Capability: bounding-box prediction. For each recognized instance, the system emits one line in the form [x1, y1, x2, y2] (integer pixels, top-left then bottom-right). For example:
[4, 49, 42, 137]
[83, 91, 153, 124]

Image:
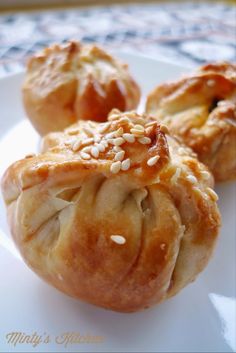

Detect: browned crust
[22, 41, 141, 135]
[1, 111, 220, 312]
[146, 62, 236, 182]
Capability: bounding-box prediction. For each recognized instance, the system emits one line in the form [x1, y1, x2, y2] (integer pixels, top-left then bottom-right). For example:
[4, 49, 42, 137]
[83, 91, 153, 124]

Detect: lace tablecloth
[0, 1, 235, 77]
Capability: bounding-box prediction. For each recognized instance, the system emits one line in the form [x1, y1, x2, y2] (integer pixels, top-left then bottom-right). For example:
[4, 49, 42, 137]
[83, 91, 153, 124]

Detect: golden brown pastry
[23, 41, 140, 135]
[1, 111, 220, 312]
[146, 62, 236, 182]
[197, 62, 236, 82]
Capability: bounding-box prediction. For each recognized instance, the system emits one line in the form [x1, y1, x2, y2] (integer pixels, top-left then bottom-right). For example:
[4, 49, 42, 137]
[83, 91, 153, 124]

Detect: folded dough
[146, 62, 236, 182]
[23, 41, 141, 135]
[1, 111, 221, 312]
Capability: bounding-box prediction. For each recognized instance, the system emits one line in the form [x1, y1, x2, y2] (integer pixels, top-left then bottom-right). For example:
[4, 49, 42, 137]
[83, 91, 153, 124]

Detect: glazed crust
[22, 41, 141, 135]
[1, 111, 220, 312]
[146, 62, 236, 182]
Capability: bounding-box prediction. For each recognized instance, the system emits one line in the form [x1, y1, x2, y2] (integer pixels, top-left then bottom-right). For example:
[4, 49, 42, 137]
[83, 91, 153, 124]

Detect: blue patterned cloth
[0, 2, 235, 77]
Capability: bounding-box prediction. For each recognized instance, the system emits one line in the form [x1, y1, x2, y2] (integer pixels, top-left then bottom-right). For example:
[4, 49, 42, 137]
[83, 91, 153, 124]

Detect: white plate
[0, 53, 235, 353]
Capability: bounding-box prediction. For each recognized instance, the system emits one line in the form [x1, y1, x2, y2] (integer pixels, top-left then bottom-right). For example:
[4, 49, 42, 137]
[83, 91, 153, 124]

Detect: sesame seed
[94, 135, 101, 143]
[106, 132, 116, 139]
[98, 122, 110, 133]
[109, 108, 120, 115]
[123, 133, 135, 143]
[108, 113, 120, 121]
[115, 127, 124, 136]
[107, 138, 114, 145]
[110, 235, 126, 245]
[101, 140, 108, 148]
[82, 146, 91, 153]
[133, 124, 145, 131]
[83, 127, 93, 136]
[146, 121, 156, 127]
[68, 128, 79, 135]
[130, 128, 144, 136]
[112, 137, 125, 146]
[119, 117, 130, 124]
[138, 137, 152, 145]
[113, 145, 122, 152]
[88, 121, 96, 128]
[121, 158, 131, 171]
[145, 126, 153, 135]
[124, 111, 136, 118]
[135, 117, 145, 125]
[200, 170, 211, 180]
[160, 125, 169, 134]
[65, 138, 77, 147]
[96, 143, 106, 152]
[206, 187, 218, 201]
[193, 187, 203, 198]
[72, 140, 82, 151]
[82, 137, 94, 146]
[114, 150, 125, 161]
[147, 155, 160, 166]
[186, 175, 198, 184]
[110, 161, 121, 174]
[91, 146, 99, 158]
[80, 151, 91, 160]
[207, 79, 215, 87]
[170, 167, 181, 184]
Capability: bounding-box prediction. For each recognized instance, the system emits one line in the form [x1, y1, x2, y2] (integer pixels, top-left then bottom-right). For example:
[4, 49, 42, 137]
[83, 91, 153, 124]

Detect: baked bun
[1, 111, 220, 312]
[146, 62, 236, 182]
[22, 41, 141, 136]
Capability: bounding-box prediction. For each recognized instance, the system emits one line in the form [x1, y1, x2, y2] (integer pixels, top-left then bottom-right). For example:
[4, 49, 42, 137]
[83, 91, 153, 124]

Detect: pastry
[146, 62, 236, 181]
[1, 111, 220, 312]
[22, 41, 141, 135]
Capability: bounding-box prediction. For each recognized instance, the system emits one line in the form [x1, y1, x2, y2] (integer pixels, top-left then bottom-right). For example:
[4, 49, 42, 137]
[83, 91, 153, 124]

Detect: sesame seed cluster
[59, 113, 218, 247]
[169, 165, 217, 201]
[65, 110, 169, 175]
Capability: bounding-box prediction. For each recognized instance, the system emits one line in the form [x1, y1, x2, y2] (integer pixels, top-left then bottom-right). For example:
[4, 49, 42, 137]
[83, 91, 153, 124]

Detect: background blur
[0, 0, 235, 77]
